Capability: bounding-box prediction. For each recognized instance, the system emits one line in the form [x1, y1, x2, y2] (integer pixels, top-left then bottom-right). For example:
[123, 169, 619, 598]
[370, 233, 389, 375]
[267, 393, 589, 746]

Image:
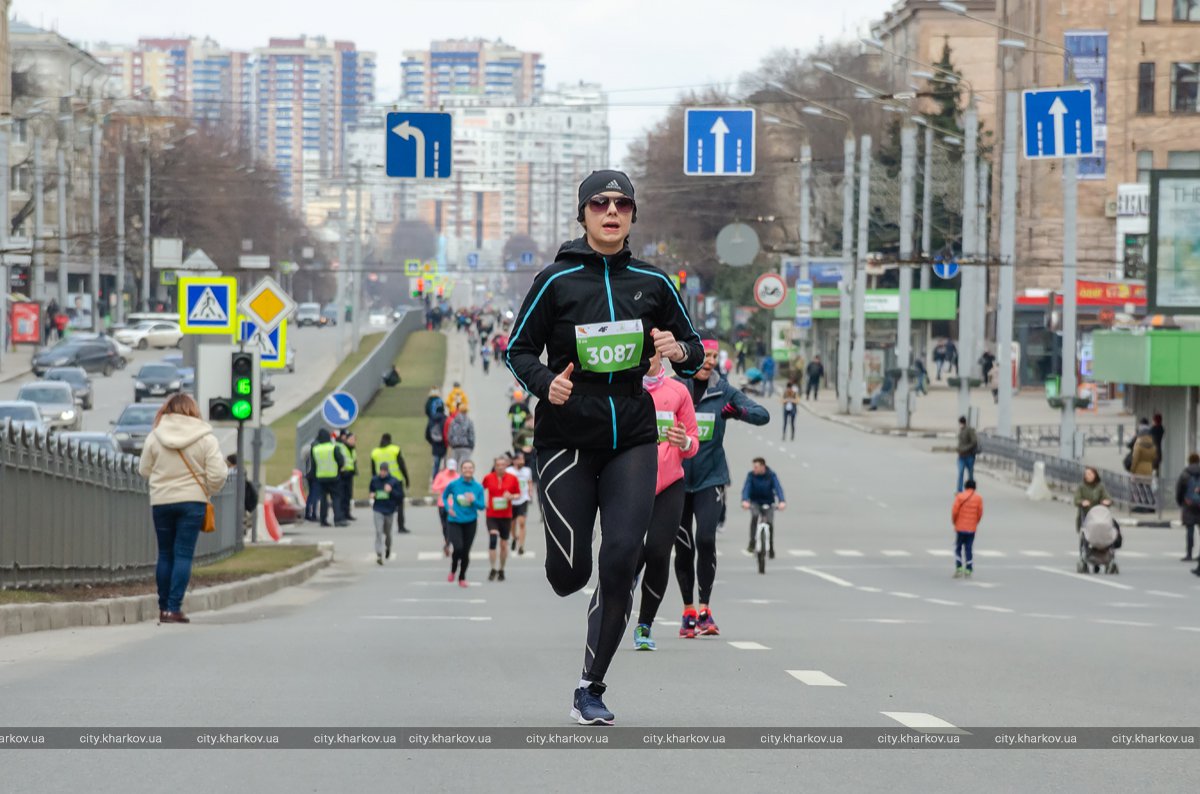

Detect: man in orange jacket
[952, 479, 984, 578]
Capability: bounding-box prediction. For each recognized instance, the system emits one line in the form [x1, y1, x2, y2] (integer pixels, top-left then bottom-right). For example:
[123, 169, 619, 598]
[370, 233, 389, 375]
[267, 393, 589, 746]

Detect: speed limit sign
[753, 273, 787, 310]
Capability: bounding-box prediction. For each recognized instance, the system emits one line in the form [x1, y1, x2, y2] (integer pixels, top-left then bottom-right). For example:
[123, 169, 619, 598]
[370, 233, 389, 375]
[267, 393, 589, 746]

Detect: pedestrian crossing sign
[179, 276, 237, 335]
[237, 317, 287, 369]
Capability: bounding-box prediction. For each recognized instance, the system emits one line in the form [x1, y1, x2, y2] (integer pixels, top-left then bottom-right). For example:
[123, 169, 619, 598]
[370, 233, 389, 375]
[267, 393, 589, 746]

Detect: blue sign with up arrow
[386, 112, 453, 179]
[684, 108, 756, 176]
[520, 251, 535, 266]
[1022, 87, 1095, 160]
[933, 259, 960, 280]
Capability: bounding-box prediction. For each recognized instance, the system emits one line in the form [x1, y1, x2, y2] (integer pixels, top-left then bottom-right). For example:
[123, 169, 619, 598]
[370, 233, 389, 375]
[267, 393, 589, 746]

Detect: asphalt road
[1, 331, 1195, 792]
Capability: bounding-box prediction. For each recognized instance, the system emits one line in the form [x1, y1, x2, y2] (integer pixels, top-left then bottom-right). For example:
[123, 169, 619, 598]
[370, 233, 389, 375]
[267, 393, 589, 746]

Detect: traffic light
[677, 270, 687, 292]
[413, 277, 425, 298]
[208, 352, 255, 423]
[437, 284, 445, 298]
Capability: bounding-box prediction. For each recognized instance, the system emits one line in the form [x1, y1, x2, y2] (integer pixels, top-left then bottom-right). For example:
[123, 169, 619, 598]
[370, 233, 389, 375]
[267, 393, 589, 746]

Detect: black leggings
[447, 520, 477, 579]
[537, 444, 656, 684]
[635, 479, 685, 626]
[675, 486, 724, 606]
[782, 408, 797, 439]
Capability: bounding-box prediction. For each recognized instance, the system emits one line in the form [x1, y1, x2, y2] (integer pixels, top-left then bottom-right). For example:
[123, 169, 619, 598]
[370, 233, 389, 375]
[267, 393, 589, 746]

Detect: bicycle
[751, 503, 774, 574]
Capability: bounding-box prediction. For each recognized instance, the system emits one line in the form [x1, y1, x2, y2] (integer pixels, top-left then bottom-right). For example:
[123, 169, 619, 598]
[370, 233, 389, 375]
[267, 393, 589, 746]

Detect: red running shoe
[679, 608, 698, 639]
[696, 610, 720, 636]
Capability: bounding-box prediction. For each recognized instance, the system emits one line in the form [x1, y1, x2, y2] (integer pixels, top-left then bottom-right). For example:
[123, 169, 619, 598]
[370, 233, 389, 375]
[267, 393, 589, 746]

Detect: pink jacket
[648, 376, 700, 495]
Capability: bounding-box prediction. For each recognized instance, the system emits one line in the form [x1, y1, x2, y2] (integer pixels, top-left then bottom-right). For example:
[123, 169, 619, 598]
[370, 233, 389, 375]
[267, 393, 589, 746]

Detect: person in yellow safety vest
[335, 430, 358, 523]
[446, 382, 469, 415]
[308, 428, 347, 526]
[371, 433, 411, 533]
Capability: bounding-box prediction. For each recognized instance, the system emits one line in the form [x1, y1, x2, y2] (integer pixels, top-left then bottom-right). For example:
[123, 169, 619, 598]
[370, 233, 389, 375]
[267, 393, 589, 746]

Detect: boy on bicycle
[741, 457, 787, 558]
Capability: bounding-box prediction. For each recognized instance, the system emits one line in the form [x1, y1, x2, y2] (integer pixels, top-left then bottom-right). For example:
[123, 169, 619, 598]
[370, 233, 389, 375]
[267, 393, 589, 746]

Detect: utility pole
[849, 134, 871, 415]
[920, 125, 934, 291]
[996, 90, 1019, 437]
[352, 162, 363, 354]
[797, 143, 813, 361]
[836, 134, 856, 414]
[56, 145, 68, 304]
[0, 122, 8, 373]
[32, 135, 45, 303]
[337, 181, 349, 357]
[1060, 158, 1079, 460]
[142, 145, 152, 311]
[957, 105, 979, 420]
[975, 161, 990, 375]
[91, 121, 102, 332]
[896, 121, 917, 429]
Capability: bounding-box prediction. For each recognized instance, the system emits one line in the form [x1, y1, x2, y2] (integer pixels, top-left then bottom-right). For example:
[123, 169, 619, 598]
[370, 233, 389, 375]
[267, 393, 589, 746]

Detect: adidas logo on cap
[605, 180, 621, 190]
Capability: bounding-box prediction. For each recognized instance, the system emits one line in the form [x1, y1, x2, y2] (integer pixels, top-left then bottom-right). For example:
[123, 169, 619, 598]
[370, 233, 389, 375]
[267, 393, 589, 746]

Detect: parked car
[160, 353, 196, 393]
[32, 337, 123, 377]
[263, 486, 302, 524]
[133, 363, 183, 402]
[322, 303, 341, 325]
[57, 431, 123, 456]
[0, 400, 49, 433]
[43, 366, 94, 410]
[114, 320, 183, 350]
[16, 381, 81, 431]
[111, 402, 161, 454]
[296, 302, 326, 328]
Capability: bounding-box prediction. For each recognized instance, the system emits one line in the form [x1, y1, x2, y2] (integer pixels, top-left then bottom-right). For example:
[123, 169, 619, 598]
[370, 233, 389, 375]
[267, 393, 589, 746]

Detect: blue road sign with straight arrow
[684, 108, 756, 176]
[933, 260, 960, 280]
[386, 112, 453, 179]
[1022, 87, 1095, 160]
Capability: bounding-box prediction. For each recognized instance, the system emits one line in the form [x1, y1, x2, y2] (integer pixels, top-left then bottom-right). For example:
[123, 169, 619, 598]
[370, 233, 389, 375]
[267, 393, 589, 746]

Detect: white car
[368, 309, 390, 327]
[114, 321, 183, 350]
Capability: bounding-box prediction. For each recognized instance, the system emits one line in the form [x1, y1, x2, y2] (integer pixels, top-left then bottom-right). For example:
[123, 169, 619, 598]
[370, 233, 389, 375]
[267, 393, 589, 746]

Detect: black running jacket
[506, 237, 704, 451]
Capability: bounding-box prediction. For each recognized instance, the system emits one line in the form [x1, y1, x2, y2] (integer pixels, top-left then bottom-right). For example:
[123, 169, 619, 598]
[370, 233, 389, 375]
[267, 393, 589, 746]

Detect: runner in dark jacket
[505, 169, 704, 726]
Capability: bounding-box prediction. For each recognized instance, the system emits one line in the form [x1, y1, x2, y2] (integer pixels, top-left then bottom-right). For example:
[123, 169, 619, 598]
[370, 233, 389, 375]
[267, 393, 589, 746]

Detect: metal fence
[1004, 423, 1133, 450]
[294, 309, 422, 470]
[1, 420, 240, 589]
[978, 431, 1162, 516]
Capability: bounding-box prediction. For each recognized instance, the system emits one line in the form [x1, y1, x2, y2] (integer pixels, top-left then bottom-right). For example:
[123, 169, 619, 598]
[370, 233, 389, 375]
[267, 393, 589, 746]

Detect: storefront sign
[1148, 172, 1200, 314]
[1117, 184, 1149, 217]
[1016, 280, 1146, 308]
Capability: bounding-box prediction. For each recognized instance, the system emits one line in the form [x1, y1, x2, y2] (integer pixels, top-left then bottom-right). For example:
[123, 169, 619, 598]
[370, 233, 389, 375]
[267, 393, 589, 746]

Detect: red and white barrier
[260, 499, 283, 542]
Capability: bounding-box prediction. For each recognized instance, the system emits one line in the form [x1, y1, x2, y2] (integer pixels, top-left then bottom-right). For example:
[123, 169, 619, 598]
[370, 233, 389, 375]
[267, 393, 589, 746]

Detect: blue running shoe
[633, 623, 656, 651]
[570, 682, 615, 725]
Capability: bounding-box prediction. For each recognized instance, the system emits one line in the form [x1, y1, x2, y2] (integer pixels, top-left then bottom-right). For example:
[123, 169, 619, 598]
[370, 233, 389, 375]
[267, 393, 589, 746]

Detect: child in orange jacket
[952, 479, 984, 578]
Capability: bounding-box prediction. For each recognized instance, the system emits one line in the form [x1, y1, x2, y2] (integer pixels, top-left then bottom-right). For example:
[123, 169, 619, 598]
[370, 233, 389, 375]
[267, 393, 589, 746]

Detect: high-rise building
[401, 38, 544, 106]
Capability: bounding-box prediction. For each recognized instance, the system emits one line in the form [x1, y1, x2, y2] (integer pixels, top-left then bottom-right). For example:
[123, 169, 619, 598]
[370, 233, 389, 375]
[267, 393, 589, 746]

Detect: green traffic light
[235, 377, 252, 396]
[231, 400, 252, 421]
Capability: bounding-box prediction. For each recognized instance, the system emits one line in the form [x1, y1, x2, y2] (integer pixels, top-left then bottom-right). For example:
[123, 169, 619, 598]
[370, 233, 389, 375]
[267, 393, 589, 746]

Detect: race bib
[695, 412, 716, 442]
[456, 494, 472, 506]
[492, 496, 509, 511]
[575, 320, 644, 374]
[374, 490, 390, 500]
[656, 410, 675, 442]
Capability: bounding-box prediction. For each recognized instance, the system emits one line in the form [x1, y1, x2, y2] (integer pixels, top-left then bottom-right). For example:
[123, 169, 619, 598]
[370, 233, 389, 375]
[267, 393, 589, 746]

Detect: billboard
[1148, 171, 1200, 314]
[1065, 30, 1108, 180]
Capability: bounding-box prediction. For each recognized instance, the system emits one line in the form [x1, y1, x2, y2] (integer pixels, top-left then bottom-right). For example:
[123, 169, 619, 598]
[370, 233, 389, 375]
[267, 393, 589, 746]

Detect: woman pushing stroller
[1074, 467, 1122, 574]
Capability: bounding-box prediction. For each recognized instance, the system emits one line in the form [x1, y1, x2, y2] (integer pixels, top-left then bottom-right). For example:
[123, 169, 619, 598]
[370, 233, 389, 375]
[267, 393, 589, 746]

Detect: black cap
[577, 170, 636, 222]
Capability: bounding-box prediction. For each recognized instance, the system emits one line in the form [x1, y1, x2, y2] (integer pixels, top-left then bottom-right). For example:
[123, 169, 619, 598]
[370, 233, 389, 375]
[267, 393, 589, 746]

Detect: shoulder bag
[177, 448, 217, 533]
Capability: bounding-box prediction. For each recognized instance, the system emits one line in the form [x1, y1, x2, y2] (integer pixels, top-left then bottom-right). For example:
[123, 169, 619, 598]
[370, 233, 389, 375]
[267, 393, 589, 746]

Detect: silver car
[57, 431, 124, 456]
[16, 381, 81, 431]
[0, 400, 48, 433]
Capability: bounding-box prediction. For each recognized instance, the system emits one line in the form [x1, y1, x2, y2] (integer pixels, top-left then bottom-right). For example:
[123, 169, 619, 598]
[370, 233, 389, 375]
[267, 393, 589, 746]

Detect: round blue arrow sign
[322, 392, 359, 429]
[933, 261, 960, 280]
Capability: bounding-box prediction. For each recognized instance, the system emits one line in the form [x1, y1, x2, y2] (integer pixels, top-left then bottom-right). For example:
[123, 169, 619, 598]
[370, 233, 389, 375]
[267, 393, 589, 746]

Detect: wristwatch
[682, 435, 693, 452]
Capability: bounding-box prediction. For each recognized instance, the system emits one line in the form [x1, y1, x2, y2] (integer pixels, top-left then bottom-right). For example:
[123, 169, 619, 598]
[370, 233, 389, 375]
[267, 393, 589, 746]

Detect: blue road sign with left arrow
[684, 108, 756, 176]
[1022, 87, 1094, 160]
[386, 112, 452, 179]
[322, 391, 359, 429]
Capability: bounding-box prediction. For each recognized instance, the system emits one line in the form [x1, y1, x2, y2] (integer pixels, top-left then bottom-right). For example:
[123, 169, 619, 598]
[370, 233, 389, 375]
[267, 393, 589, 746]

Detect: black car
[43, 366, 94, 410]
[32, 338, 123, 377]
[111, 402, 161, 454]
[160, 353, 196, 393]
[133, 363, 183, 402]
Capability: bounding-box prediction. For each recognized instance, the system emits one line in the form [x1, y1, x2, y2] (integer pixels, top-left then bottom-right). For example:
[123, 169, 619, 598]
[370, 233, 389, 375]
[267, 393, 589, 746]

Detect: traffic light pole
[235, 339, 248, 550]
[250, 417, 262, 544]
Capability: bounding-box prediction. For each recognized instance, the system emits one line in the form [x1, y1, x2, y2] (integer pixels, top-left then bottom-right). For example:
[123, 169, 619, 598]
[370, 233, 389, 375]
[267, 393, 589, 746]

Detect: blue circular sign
[933, 260, 960, 280]
[322, 391, 359, 429]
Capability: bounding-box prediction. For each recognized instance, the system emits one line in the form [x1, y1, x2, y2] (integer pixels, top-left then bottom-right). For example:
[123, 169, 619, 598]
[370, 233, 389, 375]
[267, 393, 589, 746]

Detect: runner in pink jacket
[631, 350, 699, 651]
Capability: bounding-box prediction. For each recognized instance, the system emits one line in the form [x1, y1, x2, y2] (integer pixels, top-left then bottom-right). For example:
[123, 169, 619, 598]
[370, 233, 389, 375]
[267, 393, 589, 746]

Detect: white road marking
[788, 550, 817, 558]
[881, 550, 911, 557]
[1146, 590, 1185, 599]
[795, 567, 854, 587]
[360, 616, 492, 621]
[728, 641, 770, 650]
[962, 581, 998, 589]
[889, 591, 920, 599]
[877, 502, 890, 509]
[881, 712, 964, 733]
[1175, 626, 1200, 633]
[409, 581, 481, 587]
[1034, 565, 1134, 590]
[1119, 551, 1149, 558]
[1025, 613, 1073, 620]
[739, 599, 781, 605]
[847, 618, 924, 625]
[856, 586, 883, 593]
[835, 549, 864, 557]
[975, 550, 1006, 558]
[393, 598, 487, 604]
[974, 605, 1014, 613]
[787, 670, 846, 686]
[925, 598, 962, 606]
[1160, 552, 1182, 559]
[1093, 619, 1154, 628]
[926, 549, 953, 557]
[802, 462, 811, 469]
[1019, 550, 1053, 558]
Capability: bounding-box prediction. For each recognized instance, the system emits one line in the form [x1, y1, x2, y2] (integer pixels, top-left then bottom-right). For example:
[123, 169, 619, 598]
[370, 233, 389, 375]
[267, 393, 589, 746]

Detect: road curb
[0, 542, 335, 639]
[796, 401, 957, 439]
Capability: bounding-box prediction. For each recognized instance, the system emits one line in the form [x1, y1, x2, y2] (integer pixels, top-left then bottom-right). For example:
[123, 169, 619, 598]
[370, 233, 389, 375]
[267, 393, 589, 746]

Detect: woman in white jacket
[137, 394, 227, 624]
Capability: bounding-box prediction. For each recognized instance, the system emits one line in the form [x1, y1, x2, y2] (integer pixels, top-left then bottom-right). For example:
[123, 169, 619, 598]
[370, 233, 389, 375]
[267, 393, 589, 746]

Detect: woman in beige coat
[137, 394, 227, 623]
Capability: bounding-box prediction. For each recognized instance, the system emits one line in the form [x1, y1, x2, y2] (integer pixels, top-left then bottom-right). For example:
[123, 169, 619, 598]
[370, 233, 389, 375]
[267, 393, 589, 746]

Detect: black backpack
[1186, 474, 1200, 508]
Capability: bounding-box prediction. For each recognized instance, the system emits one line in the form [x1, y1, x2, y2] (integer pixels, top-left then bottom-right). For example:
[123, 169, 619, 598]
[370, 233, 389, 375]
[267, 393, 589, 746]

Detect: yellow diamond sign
[239, 276, 296, 333]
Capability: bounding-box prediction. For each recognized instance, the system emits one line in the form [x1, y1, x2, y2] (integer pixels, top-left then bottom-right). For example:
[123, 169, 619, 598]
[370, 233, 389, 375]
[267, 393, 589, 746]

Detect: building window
[1137, 150, 1154, 183]
[1176, 0, 1200, 19]
[1141, 0, 1158, 19]
[1168, 150, 1200, 168]
[1172, 62, 1200, 111]
[1138, 63, 1156, 112]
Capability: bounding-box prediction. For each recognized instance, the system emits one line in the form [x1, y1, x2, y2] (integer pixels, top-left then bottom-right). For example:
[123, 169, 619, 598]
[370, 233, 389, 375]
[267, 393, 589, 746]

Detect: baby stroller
[1076, 505, 1120, 575]
[740, 367, 766, 396]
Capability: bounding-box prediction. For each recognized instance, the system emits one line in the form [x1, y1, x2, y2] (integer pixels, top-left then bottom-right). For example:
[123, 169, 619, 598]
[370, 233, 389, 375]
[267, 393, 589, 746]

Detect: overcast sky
[18, 0, 886, 166]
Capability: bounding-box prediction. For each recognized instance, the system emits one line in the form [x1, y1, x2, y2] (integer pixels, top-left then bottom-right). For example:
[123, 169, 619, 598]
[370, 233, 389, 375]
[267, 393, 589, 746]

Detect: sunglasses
[586, 195, 636, 214]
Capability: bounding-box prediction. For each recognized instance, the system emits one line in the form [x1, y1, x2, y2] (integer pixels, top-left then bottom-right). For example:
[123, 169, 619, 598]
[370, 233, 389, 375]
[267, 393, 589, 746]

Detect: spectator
[780, 381, 799, 441]
[804, 355, 825, 400]
[1151, 413, 1165, 471]
[225, 454, 259, 532]
[734, 340, 746, 374]
[951, 479, 984, 578]
[933, 340, 948, 380]
[424, 387, 444, 420]
[446, 382, 469, 414]
[956, 416, 979, 493]
[1130, 425, 1158, 477]
[913, 356, 929, 395]
[760, 353, 777, 397]
[447, 407, 476, 469]
[1175, 453, 1200, 565]
[945, 339, 959, 376]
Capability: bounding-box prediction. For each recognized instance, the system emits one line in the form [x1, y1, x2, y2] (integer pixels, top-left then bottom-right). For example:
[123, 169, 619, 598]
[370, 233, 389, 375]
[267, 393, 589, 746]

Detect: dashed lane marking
[1175, 627, 1200, 633]
[1146, 590, 1185, 599]
[881, 712, 967, 734]
[1119, 551, 1149, 558]
[794, 567, 854, 587]
[728, 641, 770, 650]
[881, 550, 912, 557]
[975, 550, 1006, 558]
[1093, 619, 1155, 627]
[1025, 613, 1073, 620]
[360, 616, 492, 621]
[834, 549, 864, 557]
[962, 581, 999, 589]
[788, 550, 817, 558]
[1019, 550, 1053, 557]
[393, 598, 487, 604]
[416, 550, 539, 561]
[787, 670, 847, 687]
[877, 502, 890, 509]
[926, 550, 954, 557]
[889, 592, 921, 599]
[846, 618, 925, 624]
[1034, 565, 1134, 590]
[974, 605, 1014, 613]
[924, 598, 962, 606]
[856, 586, 883, 593]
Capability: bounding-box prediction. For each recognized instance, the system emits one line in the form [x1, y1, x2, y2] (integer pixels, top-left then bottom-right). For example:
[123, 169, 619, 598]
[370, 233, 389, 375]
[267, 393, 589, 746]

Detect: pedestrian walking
[442, 460, 486, 587]
[447, 382, 469, 414]
[933, 340, 947, 380]
[424, 387, 445, 420]
[781, 381, 799, 441]
[447, 408, 476, 469]
[309, 429, 347, 527]
[335, 431, 358, 522]
[426, 406, 448, 480]
[951, 480, 983, 578]
[506, 168, 704, 725]
[370, 462, 404, 565]
[482, 455, 521, 581]
[956, 416, 979, 493]
[431, 459, 459, 556]
[761, 353, 777, 397]
[734, 340, 746, 374]
[804, 355, 824, 400]
[945, 339, 959, 376]
[137, 394, 228, 624]
[1175, 453, 1200, 565]
[1074, 466, 1113, 531]
[370, 433, 410, 533]
[913, 356, 928, 395]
